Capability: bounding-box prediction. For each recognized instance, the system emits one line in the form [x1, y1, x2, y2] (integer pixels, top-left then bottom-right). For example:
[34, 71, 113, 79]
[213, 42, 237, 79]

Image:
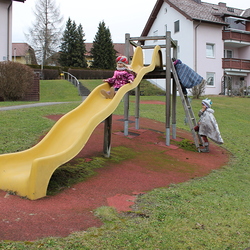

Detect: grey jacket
[198, 108, 224, 144]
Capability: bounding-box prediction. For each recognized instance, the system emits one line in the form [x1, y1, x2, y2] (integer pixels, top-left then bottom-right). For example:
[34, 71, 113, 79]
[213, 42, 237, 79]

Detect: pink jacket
[107, 69, 135, 89]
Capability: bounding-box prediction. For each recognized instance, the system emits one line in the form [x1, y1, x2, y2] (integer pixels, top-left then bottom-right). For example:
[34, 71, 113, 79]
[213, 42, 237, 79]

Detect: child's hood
[206, 108, 214, 114]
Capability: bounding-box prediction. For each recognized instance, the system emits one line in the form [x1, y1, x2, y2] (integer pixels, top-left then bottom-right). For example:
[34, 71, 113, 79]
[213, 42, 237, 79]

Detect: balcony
[222, 58, 250, 71]
[223, 30, 250, 47]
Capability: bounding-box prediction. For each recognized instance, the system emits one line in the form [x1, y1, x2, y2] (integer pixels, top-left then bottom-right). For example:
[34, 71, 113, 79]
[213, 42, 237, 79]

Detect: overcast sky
[12, 0, 249, 44]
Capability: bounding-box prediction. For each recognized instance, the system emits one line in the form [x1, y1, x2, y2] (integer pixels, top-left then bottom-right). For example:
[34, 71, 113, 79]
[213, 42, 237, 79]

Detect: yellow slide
[0, 46, 162, 200]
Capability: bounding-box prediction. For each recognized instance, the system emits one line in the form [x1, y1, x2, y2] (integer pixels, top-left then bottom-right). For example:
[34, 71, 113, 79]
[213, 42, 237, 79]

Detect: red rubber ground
[0, 112, 229, 241]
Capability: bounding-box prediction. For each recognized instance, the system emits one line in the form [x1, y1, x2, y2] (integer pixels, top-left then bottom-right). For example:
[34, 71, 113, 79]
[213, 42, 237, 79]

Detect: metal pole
[103, 115, 112, 158]
[124, 33, 130, 136]
[165, 31, 171, 146]
[13, 48, 16, 62]
[135, 84, 140, 129]
[172, 41, 178, 139]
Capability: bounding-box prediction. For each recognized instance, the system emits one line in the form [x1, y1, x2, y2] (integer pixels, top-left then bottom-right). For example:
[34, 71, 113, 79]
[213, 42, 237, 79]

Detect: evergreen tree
[59, 18, 73, 67]
[75, 24, 88, 68]
[59, 18, 87, 68]
[91, 21, 116, 69]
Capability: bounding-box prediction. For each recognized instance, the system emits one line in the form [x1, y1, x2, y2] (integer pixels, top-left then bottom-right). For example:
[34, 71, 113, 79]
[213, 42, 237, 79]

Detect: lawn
[0, 79, 250, 249]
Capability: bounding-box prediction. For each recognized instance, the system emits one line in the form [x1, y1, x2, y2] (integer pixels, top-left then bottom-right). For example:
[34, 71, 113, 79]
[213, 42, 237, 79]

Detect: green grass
[80, 79, 102, 91]
[40, 79, 82, 102]
[0, 79, 81, 153]
[0, 79, 82, 107]
[0, 80, 250, 249]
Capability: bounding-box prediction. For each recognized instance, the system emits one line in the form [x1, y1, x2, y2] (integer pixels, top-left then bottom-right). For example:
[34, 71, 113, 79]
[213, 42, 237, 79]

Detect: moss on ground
[47, 146, 136, 196]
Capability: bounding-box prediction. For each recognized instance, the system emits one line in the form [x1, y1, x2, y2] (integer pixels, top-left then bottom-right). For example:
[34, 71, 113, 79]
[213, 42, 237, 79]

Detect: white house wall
[238, 46, 250, 60]
[0, 1, 12, 61]
[241, 46, 250, 86]
[144, 2, 194, 91]
[142, 1, 228, 95]
[240, 46, 250, 85]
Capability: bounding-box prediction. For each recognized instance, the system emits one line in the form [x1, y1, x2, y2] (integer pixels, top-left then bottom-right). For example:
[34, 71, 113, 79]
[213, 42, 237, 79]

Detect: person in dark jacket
[173, 59, 205, 95]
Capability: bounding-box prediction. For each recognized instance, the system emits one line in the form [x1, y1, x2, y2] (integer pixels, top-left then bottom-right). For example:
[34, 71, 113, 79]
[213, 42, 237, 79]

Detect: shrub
[42, 69, 60, 80]
[0, 61, 34, 101]
[69, 69, 113, 79]
[189, 80, 206, 99]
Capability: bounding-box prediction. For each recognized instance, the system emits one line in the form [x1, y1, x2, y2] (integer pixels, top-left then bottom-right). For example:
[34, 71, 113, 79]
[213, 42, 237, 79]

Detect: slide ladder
[171, 62, 202, 152]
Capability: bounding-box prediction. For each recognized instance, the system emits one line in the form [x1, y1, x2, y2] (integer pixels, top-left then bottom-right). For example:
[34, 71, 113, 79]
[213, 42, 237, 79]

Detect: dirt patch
[0, 115, 230, 241]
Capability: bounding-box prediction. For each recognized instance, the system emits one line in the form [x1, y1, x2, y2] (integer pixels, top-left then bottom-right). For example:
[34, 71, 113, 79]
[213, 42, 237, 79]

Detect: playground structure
[0, 45, 163, 200]
[122, 33, 202, 149]
[0, 32, 201, 200]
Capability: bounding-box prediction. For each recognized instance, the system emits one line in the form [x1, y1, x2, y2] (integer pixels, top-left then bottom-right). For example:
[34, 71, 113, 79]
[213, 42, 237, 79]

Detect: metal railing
[222, 30, 250, 43]
[222, 58, 250, 71]
[62, 71, 81, 95]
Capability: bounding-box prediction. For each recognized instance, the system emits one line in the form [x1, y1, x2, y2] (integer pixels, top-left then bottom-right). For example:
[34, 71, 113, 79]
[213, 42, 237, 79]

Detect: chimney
[218, 2, 227, 7]
[193, 0, 201, 3]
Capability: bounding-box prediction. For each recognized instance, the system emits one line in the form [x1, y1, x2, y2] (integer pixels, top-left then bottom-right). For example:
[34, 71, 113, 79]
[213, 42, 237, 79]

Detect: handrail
[62, 71, 80, 87]
[62, 71, 81, 95]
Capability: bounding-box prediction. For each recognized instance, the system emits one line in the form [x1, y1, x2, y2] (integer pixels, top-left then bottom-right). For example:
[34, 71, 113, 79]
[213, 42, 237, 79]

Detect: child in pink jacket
[101, 56, 136, 99]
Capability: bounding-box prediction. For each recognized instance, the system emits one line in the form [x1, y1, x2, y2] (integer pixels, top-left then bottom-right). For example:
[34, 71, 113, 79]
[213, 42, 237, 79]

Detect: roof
[242, 8, 250, 18]
[85, 43, 134, 57]
[141, 0, 248, 37]
[12, 43, 33, 56]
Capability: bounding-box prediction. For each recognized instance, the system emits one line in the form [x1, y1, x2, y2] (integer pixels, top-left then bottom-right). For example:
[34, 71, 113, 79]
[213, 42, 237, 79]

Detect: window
[224, 49, 233, 58]
[206, 72, 215, 86]
[206, 43, 215, 58]
[174, 20, 180, 33]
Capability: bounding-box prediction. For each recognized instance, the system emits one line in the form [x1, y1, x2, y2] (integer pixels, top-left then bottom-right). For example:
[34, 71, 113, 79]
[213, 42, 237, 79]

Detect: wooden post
[165, 31, 171, 146]
[124, 33, 131, 136]
[172, 41, 178, 139]
[103, 115, 112, 158]
[124, 94, 129, 136]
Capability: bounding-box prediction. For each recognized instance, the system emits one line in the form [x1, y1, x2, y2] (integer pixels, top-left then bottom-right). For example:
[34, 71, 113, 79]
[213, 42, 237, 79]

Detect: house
[141, 0, 250, 95]
[0, 0, 26, 62]
[85, 43, 134, 67]
[12, 43, 37, 65]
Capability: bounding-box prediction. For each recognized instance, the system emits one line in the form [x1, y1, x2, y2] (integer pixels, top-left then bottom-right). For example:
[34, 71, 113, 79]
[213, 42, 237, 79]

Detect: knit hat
[202, 98, 212, 108]
[116, 56, 128, 65]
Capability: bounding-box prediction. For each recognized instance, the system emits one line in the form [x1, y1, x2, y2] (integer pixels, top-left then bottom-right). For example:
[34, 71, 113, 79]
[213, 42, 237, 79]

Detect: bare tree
[26, 0, 63, 66]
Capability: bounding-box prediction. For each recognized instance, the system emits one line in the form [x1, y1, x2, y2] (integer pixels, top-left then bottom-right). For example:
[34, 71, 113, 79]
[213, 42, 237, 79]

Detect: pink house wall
[195, 23, 224, 95]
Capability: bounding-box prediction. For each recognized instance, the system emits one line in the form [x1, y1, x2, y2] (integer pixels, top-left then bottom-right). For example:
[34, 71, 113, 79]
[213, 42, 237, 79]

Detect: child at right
[194, 98, 223, 152]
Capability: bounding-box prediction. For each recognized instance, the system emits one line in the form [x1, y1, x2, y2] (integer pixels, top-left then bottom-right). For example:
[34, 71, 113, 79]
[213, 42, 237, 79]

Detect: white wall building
[0, 0, 26, 62]
[141, 0, 250, 95]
